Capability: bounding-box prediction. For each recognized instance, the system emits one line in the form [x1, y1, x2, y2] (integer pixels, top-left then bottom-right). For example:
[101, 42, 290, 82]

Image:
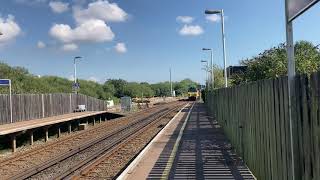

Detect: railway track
[72, 103, 189, 180]
[0, 101, 186, 180]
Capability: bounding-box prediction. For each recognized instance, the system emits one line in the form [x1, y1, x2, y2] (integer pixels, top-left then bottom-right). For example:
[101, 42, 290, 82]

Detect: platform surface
[120, 102, 256, 180]
[0, 111, 106, 135]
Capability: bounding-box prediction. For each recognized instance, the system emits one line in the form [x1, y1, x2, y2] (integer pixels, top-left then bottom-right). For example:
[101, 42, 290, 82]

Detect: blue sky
[0, 0, 319, 84]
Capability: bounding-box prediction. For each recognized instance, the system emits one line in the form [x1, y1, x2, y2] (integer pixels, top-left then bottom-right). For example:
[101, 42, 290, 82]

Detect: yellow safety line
[160, 102, 195, 180]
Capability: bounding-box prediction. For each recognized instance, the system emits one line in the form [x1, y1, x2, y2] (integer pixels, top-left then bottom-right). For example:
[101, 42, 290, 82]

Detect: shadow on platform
[147, 103, 255, 180]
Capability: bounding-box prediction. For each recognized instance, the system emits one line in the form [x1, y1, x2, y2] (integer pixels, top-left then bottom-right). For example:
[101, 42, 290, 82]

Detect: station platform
[0, 111, 119, 152]
[0, 111, 107, 136]
[118, 102, 256, 180]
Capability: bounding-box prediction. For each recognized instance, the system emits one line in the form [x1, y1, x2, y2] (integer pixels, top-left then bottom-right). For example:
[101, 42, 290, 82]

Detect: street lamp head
[201, 60, 207, 63]
[205, 9, 222, 14]
[74, 56, 82, 59]
[202, 48, 211, 51]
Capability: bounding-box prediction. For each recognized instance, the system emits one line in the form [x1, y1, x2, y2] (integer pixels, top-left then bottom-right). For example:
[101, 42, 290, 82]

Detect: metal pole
[206, 61, 209, 87]
[221, 10, 228, 87]
[9, 80, 12, 123]
[170, 68, 172, 96]
[285, 0, 296, 178]
[211, 50, 214, 89]
[74, 58, 77, 94]
[74, 58, 77, 84]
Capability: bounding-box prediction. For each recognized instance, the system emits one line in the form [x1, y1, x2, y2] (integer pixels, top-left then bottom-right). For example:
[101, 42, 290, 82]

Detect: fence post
[41, 94, 45, 118]
[69, 93, 72, 113]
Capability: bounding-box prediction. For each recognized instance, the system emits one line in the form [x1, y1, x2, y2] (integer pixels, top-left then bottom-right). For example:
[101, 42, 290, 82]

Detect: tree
[151, 82, 171, 97]
[106, 79, 127, 97]
[232, 41, 320, 84]
[103, 81, 116, 99]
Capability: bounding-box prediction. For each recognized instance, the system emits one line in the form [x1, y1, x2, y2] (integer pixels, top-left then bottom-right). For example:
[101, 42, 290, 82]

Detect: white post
[9, 80, 13, 123]
[221, 10, 228, 87]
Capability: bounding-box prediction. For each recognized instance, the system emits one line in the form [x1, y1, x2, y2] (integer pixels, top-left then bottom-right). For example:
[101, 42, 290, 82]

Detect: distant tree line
[0, 62, 199, 103]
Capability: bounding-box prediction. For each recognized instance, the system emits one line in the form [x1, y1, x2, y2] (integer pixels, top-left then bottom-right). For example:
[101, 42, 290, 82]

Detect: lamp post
[201, 60, 209, 87]
[202, 48, 214, 89]
[205, 9, 228, 87]
[169, 68, 173, 97]
[73, 56, 82, 94]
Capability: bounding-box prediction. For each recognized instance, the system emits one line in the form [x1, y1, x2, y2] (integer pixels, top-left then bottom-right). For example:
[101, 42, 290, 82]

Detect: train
[187, 87, 200, 101]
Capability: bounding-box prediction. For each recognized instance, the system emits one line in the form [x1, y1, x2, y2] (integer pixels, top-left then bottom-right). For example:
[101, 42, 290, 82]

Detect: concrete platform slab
[118, 102, 256, 180]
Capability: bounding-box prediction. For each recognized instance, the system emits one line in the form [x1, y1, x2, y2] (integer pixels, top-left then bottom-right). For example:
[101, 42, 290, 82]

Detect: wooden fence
[0, 93, 106, 125]
[206, 71, 320, 179]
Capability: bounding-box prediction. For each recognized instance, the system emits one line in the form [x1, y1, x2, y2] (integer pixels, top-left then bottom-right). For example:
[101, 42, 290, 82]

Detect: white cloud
[49, 1, 69, 13]
[176, 16, 194, 24]
[73, 0, 128, 24]
[49, 19, 114, 43]
[62, 43, 78, 51]
[68, 74, 74, 81]
[206, 14, 221, 23]
[37, 41, 46, 48]
[179, 25, 203, 36]
[0, 15, 21, 46]
[114, 42, 127, 53]
[88, 76, 99, 82]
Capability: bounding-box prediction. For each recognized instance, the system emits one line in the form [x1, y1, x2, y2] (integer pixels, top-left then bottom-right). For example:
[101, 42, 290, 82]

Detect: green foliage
[106, 79, 127, 97]
[151, 82, 171, 97]
[203, 64, 226, 89]
[0, 62, 199, 101]
[232, 41, 320, 84]
[174, 78, 198, 96]
[123, 82, 154, 98]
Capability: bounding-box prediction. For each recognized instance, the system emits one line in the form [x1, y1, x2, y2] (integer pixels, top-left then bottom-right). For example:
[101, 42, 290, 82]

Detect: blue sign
[72, 82, 80, 89]
[0, 79, 10, 86]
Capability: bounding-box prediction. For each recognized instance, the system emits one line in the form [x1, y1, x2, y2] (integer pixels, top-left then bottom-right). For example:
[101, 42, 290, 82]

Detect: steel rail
[0, 104, 164, 167]
[59, 104, 185, 180]
[7, 102, 184, 180]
